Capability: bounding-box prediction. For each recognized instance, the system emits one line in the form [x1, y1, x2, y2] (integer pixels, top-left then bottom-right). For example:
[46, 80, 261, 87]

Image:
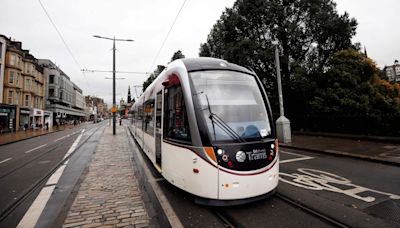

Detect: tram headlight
[236, 151, 246, 162]
[217, 149, 224, 155]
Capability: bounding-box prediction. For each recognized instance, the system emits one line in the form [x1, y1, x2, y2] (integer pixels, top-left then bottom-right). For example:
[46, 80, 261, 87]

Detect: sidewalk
[62, 125, 150, 228]
[0, 123, 87, 146]
[281, 134, 400, 166]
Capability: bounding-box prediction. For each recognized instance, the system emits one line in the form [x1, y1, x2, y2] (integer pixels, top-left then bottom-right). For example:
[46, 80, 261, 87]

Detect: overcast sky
[1, 0, 399, 105]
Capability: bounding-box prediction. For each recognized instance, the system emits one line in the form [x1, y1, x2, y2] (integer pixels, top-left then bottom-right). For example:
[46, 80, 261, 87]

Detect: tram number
[279, 168, 400, 202]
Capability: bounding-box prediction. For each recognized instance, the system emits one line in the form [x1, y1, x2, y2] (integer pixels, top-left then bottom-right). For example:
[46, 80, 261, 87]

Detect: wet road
[0, 122, 106, 227]
[128, 129, 400, 227]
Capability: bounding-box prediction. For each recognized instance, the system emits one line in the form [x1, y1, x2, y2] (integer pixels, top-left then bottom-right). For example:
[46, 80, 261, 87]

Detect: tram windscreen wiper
[204, 94, 246, 143]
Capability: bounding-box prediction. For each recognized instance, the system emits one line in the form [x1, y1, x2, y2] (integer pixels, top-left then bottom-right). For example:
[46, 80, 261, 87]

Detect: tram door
[155, 91, 163, 167]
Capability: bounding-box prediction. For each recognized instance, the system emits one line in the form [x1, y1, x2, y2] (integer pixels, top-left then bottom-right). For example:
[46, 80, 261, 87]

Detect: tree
[142, 65, 166, 92]
[304, 49, 400, 135]
[170, 50, 185, 62]
[142, 50, 186, 92]
[199, 0, 357, 114]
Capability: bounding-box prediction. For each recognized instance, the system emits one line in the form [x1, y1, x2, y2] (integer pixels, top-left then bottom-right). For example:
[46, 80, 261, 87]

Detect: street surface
[127, 125, 400, 227]
[0, 122, 106, 228]
[0, 122, 399, 227]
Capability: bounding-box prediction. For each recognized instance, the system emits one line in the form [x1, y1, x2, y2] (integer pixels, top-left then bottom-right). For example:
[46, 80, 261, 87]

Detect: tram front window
[190, 70, 272, 142]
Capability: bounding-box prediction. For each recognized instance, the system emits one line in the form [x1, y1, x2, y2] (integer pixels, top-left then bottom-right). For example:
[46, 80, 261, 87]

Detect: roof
[181, 57, 254, 75]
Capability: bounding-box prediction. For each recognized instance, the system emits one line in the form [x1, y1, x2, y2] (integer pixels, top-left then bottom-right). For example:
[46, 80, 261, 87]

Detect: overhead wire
[147, 0, 187, 73]
[37, 0, 94, 94]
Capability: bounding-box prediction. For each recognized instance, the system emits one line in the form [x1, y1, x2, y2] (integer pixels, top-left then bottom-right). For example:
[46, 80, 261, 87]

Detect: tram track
[206, 192, 349, 228]
[275, 192, 349, 228]
[0, 130, 81, 180]
[0, 124, 105, 223]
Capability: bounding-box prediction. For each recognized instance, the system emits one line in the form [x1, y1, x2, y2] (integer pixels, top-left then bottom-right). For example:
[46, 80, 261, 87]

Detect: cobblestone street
[63, 126, 150, 228]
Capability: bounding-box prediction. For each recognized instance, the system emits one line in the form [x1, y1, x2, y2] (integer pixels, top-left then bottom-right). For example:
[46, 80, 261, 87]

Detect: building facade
[384, 60, 400, 83]
[39, 59, 85, 125]
[0, 36, 45, 132]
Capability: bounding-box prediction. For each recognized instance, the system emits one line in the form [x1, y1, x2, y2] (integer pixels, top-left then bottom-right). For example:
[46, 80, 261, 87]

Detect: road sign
[111, 106, 117, 113]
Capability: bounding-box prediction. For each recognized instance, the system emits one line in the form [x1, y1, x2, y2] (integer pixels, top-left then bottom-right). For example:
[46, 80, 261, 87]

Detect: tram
[130, 57, 279, 205]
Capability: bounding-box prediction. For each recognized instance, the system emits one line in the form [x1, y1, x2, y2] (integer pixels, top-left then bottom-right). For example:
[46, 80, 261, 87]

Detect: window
[25, 95, 29, 107]
[8, 91, 13, 104]
[163, 76, 191, 143]
[144, 99, 155, 135]
[49, 75, 54, 84]
[25, 78, 30, 90]
[10, 54, 16, 65]
[15, 73, 19, 86]
[9, 71, 14, 84]
[49, 88, 54, 97]
[15, 92, 19, 104]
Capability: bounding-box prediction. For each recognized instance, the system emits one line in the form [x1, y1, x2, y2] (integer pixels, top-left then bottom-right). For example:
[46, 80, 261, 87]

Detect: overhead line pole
[93, 35, 134, 135]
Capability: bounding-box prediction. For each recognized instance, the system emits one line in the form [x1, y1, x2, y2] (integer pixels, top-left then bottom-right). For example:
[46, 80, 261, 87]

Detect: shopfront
[32, 108, 44, 128]
[19, 108, 30, 130]
[0, 104, 16, 133]
[44, 111, 53, 128]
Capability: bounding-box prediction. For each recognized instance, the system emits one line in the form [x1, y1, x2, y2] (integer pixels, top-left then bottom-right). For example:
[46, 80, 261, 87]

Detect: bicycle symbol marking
[279, 168, 400, 202]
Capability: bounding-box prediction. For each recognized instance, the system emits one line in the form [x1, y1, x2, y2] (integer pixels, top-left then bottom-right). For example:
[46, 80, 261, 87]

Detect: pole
[275, 45, 284, 117]
[274, 44, 291, 143]
[112, 37, 116, 135]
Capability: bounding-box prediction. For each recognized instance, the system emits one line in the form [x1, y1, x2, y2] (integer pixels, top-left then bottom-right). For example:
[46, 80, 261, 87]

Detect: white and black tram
[130, 57, 279, 205]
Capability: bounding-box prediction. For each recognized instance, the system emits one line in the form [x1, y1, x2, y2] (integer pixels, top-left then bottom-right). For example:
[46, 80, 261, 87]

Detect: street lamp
[93, 35, 134, 135]
[273, 41, 291, 143]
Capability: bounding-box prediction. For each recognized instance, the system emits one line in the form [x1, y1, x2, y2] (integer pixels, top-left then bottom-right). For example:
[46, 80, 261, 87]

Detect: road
[128, 129, 400, 227]
[0, 122, 106, 227]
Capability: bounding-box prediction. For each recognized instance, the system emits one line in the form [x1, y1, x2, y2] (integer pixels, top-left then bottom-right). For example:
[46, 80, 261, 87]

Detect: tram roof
[181, 57, 255, 75]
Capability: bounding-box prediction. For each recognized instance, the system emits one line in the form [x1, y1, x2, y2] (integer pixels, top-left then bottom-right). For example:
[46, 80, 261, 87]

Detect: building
[0, 36, 45, 132]
[384, 60, 400, 83]
[84, 95, 105, 121]
[39, 59, 85, 125]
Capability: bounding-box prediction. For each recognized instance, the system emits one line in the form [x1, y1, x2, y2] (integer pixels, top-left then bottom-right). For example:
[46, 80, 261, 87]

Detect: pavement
[281, 134, 400, 166]
[62, 125, 150, 228]
[0, 124, 84, 146]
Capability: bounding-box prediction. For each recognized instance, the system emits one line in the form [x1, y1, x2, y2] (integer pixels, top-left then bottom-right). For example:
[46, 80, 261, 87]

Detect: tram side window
[137, 105, 143, 130]
[144, 100, 155, 135]
[164, 86, 191, 143]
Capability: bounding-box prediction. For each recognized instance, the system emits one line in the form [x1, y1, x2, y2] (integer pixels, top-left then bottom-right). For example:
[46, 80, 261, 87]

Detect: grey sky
[1, 0, 398, 105]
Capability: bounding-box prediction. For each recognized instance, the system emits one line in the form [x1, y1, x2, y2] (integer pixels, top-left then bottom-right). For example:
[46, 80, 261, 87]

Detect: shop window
[163, 77, 191, 143]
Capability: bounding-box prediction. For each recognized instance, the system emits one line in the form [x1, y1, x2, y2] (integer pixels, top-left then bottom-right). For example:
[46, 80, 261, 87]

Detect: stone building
[0, 35, 45, 132]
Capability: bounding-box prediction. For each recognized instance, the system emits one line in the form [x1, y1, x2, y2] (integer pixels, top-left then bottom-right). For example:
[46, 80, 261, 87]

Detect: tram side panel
[161, 142, 219, 199]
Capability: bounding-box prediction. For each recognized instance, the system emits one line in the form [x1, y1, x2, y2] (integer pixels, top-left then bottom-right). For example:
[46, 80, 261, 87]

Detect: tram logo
[246, 149, 267, 161]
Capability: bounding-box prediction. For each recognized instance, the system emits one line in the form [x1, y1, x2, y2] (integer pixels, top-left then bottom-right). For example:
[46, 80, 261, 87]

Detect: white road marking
[280, 157, 314, 164]
[63, 129, 85, 159]
[279, 150, 314, 164]
[280, 168, 400, 202]
[16, 185, 55, 228]
[17, 129, 85, 228]
[0, 158, 12, 164]
[25, 144, 48, 154]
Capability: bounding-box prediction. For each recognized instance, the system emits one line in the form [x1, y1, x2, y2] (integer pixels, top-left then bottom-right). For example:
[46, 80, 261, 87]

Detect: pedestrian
[24, 123, 28, 132]
[45, 122, 49, 130]
[119, 118, 122, 126]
